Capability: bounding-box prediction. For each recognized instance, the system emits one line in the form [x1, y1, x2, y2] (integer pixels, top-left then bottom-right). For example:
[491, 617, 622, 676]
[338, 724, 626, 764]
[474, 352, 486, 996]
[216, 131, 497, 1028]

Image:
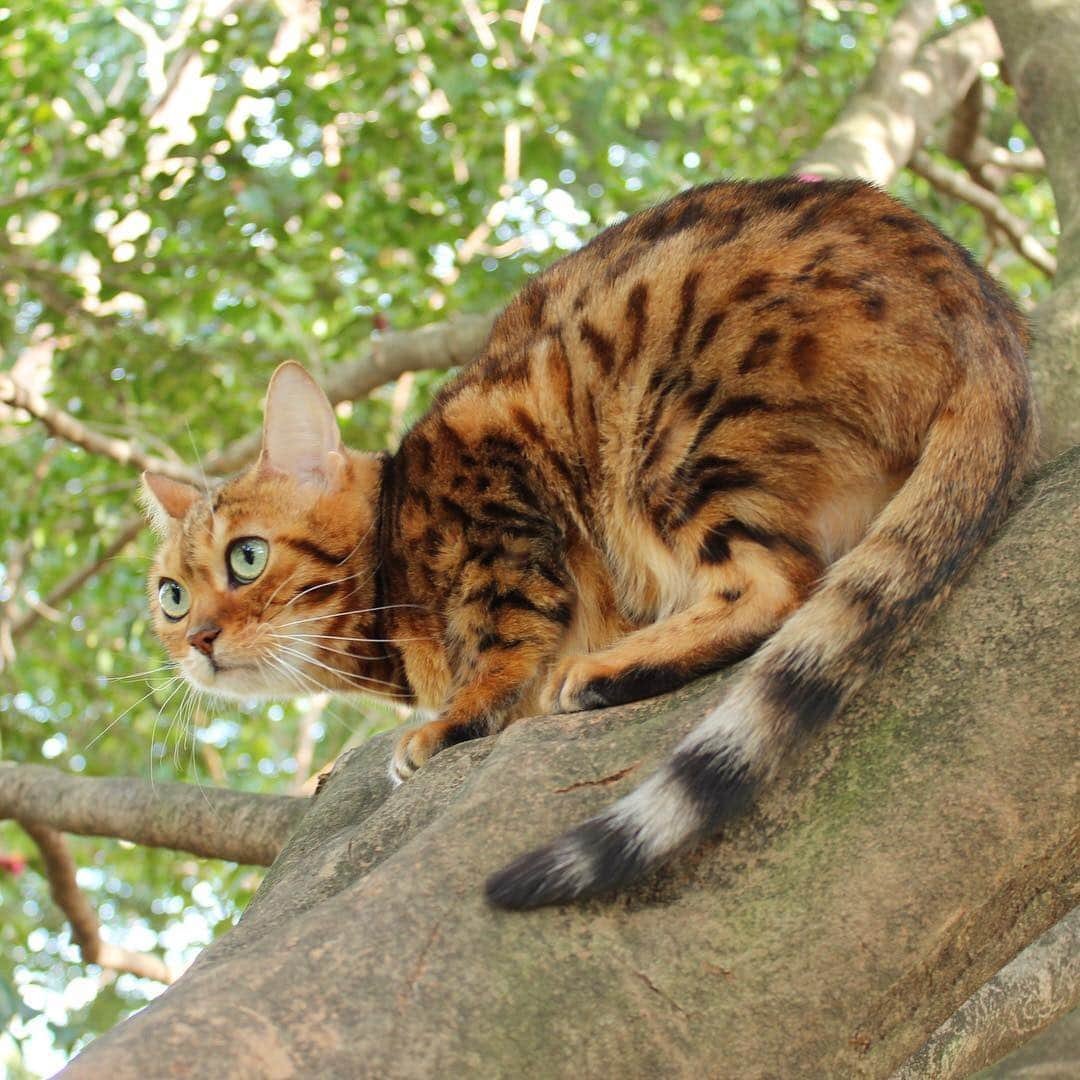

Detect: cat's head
[142, 362, 385, 700]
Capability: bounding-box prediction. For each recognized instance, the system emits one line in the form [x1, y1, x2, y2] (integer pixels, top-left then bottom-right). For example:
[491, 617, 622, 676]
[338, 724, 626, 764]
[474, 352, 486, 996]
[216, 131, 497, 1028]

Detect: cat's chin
[180, 660, 286, 701]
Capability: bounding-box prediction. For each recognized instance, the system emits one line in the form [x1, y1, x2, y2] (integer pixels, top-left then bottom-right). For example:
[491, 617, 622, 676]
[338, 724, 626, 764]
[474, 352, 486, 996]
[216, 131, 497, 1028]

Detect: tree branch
[0, 372, 202, 485]
[984, 0, 1080, 456]
[9, 517, 144, 643]
[798, 13, 1002, 185]
[893, 905, 1080, 1079]
[0, 763, 308, 866]
[909, 150, 1057, 275]
[20, 821, 174, 984]
[204, 311, 497, 474]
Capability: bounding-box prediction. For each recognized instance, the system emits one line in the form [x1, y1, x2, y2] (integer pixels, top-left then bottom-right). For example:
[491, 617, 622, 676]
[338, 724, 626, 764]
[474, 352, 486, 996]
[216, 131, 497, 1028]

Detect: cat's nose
[187, 624, 221, 658]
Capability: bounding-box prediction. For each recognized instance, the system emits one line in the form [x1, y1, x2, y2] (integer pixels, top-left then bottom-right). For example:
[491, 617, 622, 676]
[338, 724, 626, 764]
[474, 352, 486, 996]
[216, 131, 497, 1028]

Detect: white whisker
[273, 643, 414, 698]
[85, 677, 181, 751]
[273, 604, 427, 629]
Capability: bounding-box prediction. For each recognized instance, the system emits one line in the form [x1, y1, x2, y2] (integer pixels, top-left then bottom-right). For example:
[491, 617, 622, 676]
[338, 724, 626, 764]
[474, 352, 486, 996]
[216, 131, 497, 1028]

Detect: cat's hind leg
[542, 529, 820, 713]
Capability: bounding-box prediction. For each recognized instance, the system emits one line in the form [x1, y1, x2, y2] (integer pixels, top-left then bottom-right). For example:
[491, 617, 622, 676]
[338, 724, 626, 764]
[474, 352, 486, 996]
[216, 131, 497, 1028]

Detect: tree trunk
[984, 0, 1080, 457]
[61, 449, 1079, 1078]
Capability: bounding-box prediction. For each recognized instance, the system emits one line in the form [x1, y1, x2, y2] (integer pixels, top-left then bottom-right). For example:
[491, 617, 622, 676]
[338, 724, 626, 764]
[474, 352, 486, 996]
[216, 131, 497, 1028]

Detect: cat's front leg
[391, 616, 568, 783]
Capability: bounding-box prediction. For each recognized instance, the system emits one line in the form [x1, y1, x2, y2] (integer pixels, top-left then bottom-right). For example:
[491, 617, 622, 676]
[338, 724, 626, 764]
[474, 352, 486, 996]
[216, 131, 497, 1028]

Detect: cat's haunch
[143, 178, 1035, 910]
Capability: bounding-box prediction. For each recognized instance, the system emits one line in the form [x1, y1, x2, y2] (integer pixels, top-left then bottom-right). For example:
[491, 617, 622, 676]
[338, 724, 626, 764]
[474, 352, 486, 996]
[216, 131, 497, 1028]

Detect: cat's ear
[259, 362, 346, 489]
[140, 472, 201, 533]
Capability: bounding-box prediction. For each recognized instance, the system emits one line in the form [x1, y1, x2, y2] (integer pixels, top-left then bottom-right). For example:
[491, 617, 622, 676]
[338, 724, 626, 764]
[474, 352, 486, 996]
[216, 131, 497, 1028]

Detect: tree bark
[59, 449, 1080, 1078]
[983, 0, 1080, 456]
[0, 763, 306, 867]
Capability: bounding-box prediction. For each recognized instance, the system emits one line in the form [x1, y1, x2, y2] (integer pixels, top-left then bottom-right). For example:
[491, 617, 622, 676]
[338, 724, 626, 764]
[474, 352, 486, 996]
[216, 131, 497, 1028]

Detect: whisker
[274, 604, 428, 629]
[149, 678, 188, 790]
[273, 643, 414, 698]
[271, 637, 405, 690]
[85, 677, 181, 751]
[277, 636, 392, 663]
[103, 662, 177, 683]
[271, 631, 431, 645]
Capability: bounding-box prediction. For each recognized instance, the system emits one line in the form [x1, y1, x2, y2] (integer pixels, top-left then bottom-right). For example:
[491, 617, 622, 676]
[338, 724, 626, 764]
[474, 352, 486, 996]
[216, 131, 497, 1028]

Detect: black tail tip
[485, 843, 583, 911]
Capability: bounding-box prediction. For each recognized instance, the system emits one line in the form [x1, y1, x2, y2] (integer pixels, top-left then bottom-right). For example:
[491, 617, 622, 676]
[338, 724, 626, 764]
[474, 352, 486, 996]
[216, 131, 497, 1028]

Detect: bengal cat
[143, 178, 1036, 909]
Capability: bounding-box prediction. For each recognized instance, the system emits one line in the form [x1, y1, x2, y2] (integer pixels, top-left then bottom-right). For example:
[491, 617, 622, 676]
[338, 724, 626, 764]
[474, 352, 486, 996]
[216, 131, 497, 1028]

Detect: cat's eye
[227, 537, 269, 584]
[158, 578, 190, 620]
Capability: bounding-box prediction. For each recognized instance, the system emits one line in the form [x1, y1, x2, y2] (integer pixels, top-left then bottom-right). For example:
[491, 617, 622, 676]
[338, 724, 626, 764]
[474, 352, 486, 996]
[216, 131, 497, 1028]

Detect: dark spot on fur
[879, 213, 919, 232]
[738, 328, 781, 374]
[695, 311, 726, 355]
[788, 333, 820, 382]
[766, 659, 844, 735]
[671, 270, 702, 358]
[861, 292, 886, 321]
[733, 271, 773, 302]
[580, 319, 616, 374]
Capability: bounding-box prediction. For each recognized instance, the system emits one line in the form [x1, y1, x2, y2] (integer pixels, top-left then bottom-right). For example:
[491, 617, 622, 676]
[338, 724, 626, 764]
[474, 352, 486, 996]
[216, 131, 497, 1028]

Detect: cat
[142, 177, 1036, 910]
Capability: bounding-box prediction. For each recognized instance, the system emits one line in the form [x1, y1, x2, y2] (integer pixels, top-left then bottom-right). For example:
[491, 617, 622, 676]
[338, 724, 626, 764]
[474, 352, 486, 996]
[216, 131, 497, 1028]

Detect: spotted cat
[143, 178, 1036, 909]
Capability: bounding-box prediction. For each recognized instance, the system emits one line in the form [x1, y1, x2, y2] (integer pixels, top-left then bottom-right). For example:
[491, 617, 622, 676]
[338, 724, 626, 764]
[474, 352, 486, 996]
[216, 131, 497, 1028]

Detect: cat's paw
[541, 655, 620, 714]
[390, 717, 487, 784]
[390, 723, 444, 784]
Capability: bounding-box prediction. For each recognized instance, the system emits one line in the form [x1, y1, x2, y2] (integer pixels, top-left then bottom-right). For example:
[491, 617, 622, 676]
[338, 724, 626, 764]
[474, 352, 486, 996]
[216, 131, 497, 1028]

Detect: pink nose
[187, 624, 221, 658]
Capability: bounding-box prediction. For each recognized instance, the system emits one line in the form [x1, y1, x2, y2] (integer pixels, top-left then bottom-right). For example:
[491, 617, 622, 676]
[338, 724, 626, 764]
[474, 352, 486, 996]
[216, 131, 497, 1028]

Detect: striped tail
[486, 346, 1036, 910]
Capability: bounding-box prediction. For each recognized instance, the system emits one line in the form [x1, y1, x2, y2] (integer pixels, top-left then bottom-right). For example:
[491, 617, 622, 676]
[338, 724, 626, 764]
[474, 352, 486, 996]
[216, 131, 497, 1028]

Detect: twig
[20, 821, 174, 984]
[909, 150, 1057, 275]
[0, 372, 203, 484]
[0, 166, 133, 212]
[1, 762, 309, 866]
[9, 517, 144, 642]
[970, 136, 1046, 173]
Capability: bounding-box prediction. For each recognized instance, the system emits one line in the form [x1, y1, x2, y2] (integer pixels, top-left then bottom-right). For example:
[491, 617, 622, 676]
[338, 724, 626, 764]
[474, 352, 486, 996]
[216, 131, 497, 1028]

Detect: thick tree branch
[909, 150, 1057, 275]
[798, 14, 1002, 185]
[984, 0, 1080, 456]
[0, 763, 308, 866]
[893, 905, 1080, 1079]
[21, 821, 174, 984]
[59, 448, 1080, 1078]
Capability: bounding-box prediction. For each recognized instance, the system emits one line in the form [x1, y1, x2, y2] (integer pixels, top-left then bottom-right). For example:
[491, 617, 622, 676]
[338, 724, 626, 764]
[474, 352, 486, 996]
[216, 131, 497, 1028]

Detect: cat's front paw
[389, 716, 488, 784]
[390, 723, 443, 784]
[541, 655, 620, 714]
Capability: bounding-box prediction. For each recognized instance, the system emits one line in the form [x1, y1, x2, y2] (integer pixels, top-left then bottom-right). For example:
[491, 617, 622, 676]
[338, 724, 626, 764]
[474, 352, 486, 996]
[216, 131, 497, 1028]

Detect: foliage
[0, 0, 1056, 1072]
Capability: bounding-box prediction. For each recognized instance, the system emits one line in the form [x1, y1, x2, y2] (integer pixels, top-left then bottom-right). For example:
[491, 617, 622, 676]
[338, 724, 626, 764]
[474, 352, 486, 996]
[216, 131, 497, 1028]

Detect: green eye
[158, 578, 190, 620]
[228, 537, 269, 583]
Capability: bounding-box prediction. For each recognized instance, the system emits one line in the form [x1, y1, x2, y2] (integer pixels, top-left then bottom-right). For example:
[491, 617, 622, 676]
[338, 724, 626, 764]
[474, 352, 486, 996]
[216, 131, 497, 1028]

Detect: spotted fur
[144, 179, 1036, 910]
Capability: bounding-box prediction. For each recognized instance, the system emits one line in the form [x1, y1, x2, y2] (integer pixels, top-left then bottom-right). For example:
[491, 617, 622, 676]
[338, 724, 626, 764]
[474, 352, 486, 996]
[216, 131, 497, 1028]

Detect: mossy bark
[62, 450, 1079, 1078]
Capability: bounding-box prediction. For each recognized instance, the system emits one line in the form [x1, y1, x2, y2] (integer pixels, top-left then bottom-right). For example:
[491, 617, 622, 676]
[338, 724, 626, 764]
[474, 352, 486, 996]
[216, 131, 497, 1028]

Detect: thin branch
[1, 762, 309, 866]
[20, 821, 174, 984]
[0, 166, 133, 212]
[0, 372, 203, 484]
[205, 311, 497, 474]
[9, 517, 144, 643]
[970, 135, 1046, 173]
[909, 150, 1057, 275]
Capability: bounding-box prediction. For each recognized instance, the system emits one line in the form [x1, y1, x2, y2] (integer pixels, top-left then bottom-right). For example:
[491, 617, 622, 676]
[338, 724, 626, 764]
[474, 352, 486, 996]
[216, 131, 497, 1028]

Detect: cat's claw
[541, 656, 608, 714]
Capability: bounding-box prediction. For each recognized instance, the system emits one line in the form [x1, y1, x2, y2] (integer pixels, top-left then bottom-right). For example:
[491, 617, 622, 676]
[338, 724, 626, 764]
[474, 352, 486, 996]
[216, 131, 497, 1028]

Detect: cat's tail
[485, 342, 1036, 910]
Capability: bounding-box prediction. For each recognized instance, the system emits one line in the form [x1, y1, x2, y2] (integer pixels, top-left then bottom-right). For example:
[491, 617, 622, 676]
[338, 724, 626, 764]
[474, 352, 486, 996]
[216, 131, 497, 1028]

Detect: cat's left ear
[140, 472, 202, 533]
[259, 362, 346, 489]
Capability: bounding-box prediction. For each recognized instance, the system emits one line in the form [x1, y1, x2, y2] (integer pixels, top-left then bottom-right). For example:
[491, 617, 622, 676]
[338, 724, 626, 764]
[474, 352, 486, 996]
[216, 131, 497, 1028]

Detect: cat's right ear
[258, 361, 346, 490]
[140, 471, 201, 533]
